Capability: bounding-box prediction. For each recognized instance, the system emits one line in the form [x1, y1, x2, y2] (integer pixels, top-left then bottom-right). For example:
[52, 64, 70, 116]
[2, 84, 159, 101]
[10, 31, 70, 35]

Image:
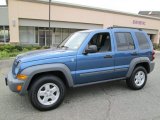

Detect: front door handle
[104, 55, 112, 58]
[131, 52, 138, 56]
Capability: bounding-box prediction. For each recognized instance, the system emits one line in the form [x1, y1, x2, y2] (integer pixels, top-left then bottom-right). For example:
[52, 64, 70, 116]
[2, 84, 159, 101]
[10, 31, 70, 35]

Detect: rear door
[113, 30, 138, 78]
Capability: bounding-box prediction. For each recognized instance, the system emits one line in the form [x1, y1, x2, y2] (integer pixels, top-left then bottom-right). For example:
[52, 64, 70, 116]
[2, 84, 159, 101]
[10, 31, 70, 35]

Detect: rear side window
[135, 32, 150, 50]
[115, 32, 135, 51]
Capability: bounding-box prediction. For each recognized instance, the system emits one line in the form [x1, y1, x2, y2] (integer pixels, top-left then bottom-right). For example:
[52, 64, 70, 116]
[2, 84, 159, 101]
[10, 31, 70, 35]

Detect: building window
[135, 32, 150, 50]
[19, 26, 35, 44]
[62, 28, 69, 41]
[4, 26, 10, 42]
[19, 26, 82, 46]
[35, 27, 39, 43]
[0, 26, 4, 42]
[55, 28, 62, 45]
[0, 26, 10, 43]
[115, 32, 135, 51]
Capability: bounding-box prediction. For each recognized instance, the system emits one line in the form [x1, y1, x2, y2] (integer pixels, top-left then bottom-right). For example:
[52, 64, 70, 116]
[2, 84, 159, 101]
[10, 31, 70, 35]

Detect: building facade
[0, 0, 160, 46]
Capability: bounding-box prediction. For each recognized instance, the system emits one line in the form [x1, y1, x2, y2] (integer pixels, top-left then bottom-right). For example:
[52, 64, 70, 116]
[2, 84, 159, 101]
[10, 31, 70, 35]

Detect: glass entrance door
[39, 30, 45, 46]
[39, 30, 52, 46]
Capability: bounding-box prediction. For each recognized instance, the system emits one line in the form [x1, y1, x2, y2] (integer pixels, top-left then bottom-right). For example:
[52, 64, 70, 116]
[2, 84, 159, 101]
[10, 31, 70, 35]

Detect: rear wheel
[29, 75, 66, 111]
[126, 66, 147, 90]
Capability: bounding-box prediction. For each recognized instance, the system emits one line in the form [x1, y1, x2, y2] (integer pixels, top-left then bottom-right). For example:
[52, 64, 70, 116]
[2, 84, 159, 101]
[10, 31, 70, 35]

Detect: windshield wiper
[60, 46, 69, 49]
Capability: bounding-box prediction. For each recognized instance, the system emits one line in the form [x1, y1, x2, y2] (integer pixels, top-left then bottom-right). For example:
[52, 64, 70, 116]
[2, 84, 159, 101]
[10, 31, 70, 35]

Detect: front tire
[126, 66, 147, 90]
[29, 75, 66, 111]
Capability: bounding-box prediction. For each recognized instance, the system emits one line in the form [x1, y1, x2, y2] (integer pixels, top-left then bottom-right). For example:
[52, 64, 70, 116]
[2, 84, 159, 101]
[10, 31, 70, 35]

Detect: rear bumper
[5, 71, 26, 95]
[150, 61, 155, 73]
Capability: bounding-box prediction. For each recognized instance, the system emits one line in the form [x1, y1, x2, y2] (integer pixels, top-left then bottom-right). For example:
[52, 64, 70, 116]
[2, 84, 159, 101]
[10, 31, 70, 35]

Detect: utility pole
[49, 0, 51, 47]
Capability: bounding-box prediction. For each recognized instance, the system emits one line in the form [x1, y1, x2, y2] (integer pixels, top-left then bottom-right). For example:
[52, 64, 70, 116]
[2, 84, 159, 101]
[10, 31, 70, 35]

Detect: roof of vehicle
[79, 27, 142, 33]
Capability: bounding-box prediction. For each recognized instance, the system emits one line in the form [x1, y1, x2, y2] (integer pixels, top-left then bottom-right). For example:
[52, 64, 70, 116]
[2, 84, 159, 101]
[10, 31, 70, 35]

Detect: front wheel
[29, 75, 66, 111]
[126, 66, 147, 90]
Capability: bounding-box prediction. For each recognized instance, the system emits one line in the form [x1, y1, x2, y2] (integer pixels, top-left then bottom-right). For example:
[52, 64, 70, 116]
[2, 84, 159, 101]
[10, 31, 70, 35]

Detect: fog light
[16, 85, 22, 91]
[17, 74, 28, 80]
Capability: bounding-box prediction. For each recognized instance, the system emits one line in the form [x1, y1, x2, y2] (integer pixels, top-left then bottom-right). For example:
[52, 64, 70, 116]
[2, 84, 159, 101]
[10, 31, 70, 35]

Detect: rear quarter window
[135, 32, 150, 50]
[115, 32, 135, 51]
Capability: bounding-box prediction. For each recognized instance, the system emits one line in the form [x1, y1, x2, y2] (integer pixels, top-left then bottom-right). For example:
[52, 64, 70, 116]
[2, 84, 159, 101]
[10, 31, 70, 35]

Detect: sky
[0, 0, 160, 14]
[0, 0, 6, 5]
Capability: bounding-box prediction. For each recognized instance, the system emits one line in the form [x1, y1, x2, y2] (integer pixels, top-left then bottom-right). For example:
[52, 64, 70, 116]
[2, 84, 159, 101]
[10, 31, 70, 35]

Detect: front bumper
[5, 71, 25, 95]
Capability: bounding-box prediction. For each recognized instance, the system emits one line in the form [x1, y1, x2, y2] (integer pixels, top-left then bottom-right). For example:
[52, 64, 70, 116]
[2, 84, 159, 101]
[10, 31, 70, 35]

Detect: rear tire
[28, 75, 66, 111]
[126, 66, 147, 90]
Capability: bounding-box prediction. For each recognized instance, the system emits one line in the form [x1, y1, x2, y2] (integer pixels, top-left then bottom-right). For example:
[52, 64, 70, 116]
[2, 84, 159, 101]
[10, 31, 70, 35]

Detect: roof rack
[107, 26, 142, 31]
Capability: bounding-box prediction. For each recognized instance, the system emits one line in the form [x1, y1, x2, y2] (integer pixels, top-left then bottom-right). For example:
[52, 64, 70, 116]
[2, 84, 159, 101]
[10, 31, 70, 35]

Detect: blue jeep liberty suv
[5, 27, 155, 111]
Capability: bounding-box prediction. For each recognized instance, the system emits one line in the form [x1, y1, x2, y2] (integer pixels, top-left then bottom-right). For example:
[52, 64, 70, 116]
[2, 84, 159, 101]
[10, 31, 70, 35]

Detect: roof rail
[107, 26, 142, 31]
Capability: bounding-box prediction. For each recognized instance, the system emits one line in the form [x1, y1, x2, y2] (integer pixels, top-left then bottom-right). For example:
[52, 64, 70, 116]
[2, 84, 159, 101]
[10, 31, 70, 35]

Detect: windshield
[58, 32, 89, 50]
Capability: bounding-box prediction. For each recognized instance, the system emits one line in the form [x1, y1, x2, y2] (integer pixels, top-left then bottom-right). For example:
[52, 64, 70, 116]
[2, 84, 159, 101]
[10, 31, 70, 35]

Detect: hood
[16, 48, 77, 63]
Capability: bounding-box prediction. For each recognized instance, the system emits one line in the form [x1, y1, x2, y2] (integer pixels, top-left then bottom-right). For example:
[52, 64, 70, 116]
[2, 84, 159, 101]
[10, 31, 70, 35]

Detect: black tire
[126, 66, 147, 90]
[28, 75, 66, 111]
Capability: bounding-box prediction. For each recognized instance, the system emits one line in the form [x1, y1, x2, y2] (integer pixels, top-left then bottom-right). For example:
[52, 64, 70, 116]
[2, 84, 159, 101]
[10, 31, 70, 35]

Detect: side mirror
[84, 45, 98, 54]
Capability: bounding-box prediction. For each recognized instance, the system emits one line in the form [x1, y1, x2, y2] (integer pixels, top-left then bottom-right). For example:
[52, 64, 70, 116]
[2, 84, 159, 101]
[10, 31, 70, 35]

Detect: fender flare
[126, 57, 151, 78]
[20, 63, 74, 93]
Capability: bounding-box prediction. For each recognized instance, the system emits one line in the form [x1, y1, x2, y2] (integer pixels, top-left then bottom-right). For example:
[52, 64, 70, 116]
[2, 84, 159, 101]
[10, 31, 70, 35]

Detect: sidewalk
[155, 50, 160, 54]
[0, 59, 14, 68]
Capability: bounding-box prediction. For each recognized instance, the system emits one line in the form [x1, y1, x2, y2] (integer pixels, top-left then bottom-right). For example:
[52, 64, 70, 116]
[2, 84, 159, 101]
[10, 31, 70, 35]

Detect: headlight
[15, 66, 20, 75]
[15, 61, 21, 75]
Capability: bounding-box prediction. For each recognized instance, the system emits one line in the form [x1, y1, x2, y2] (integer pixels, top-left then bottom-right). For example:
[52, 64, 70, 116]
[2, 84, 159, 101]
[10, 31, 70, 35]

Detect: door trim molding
[80, 69, 114, 77]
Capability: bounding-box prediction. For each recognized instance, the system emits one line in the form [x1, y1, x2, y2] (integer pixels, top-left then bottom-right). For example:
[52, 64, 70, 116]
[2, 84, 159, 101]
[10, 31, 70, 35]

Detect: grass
[153, 43, 160, 51]
[0, 44, 50, 60]
[0, 51, 26, 60]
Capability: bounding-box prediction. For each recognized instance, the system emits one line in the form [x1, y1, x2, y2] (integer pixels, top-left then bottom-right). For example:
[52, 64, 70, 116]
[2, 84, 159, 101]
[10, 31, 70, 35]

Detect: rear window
[115, 32, 135, 51]
[135, 32, 150, 50]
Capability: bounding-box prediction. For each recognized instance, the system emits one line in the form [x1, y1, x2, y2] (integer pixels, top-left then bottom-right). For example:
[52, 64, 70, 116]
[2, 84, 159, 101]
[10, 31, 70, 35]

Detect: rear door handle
[104, 55, 112, 58]
[131, 52, 138, 56]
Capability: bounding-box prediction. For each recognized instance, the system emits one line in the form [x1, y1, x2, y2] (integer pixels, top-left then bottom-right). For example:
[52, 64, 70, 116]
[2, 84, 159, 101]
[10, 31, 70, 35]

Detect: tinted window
[135, 32, 150, 49]
[115, 32, 135, 51]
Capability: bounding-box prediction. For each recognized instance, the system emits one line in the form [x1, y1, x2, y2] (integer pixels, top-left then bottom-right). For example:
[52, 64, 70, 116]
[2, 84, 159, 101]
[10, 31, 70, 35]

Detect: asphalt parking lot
[0, 53, 160, 120]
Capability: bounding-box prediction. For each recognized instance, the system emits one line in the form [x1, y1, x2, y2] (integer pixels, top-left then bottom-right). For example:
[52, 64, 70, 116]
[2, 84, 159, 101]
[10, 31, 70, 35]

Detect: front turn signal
[16, 85, 22, 91]
[17, 74, 28, 80]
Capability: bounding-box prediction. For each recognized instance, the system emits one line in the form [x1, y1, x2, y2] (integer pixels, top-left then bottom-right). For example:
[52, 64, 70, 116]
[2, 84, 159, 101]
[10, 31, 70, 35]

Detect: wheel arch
[20, 64, 74, 93]
[28, 71, 70, 91]
[126, 57, 151, 78]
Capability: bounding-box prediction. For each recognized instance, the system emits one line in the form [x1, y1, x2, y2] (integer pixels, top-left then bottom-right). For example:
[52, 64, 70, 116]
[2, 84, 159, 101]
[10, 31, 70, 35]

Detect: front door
[75, 32, 115, 85]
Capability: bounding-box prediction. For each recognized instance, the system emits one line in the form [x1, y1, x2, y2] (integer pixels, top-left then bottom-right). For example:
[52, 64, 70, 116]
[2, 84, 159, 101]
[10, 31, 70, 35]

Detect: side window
[135, 32, 150, 50]
[87, 32, 111, 53]
[115, 32, 135, 51]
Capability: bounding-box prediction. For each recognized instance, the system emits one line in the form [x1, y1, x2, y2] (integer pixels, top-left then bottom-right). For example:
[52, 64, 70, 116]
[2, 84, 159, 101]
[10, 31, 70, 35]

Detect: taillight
[152, 50, 155, 61]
